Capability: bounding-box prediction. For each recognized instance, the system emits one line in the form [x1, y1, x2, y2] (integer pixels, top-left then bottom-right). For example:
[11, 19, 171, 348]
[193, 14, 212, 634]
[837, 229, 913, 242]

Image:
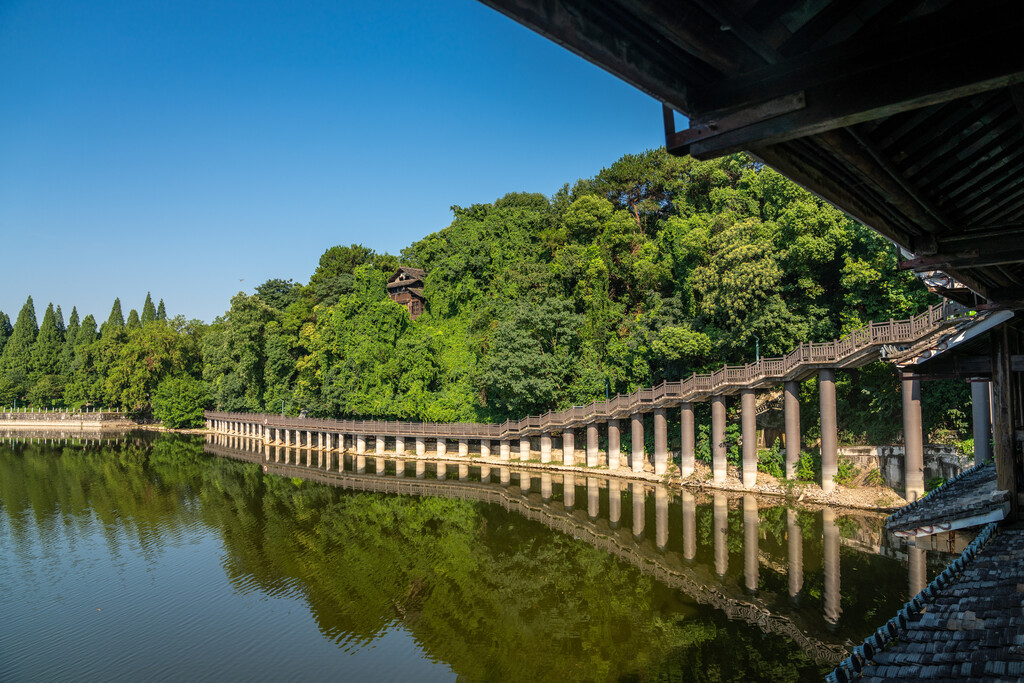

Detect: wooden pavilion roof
[479, 0, 1024, 306]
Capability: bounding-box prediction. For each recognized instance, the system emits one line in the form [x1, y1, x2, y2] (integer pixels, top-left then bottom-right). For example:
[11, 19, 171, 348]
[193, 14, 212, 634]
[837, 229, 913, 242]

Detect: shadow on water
[0, 431, 963, 681]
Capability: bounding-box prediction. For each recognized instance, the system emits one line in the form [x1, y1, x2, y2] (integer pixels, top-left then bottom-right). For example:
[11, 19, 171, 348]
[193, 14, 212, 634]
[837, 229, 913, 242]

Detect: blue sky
[0, 0, 666, 323]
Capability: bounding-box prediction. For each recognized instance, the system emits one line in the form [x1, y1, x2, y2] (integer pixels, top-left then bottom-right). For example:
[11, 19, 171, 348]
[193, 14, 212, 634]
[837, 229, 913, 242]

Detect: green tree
[153, 375, 209, 427]
[61, 307, 80, 376]
[102, 298, 125, 337]
[0, 296, 38, 401]
[126, 308, 141, 329]
[30, 302, 64, 384]
[157, 299, 167, 320]
[141, 292, 157, 324]
[0, 311, 11, 357]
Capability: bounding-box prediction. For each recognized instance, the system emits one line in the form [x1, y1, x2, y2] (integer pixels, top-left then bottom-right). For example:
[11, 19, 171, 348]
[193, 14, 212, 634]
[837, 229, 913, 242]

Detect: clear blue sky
[0, 0, 667, 324]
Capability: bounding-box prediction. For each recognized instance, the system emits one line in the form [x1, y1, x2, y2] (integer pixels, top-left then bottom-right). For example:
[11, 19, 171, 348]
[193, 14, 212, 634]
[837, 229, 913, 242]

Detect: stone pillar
[787, 509, 803, 601]
[711, 396, 727, 483]
[416, 437, 426, 456]
[653, 408, 668, 475]
[714, 493, 728, 578]
[819, 369, 838, 494]
[630, 414, 645, 473]
[741, 389, 757, 488]
[519, 437, 530, 461]
[680, 402, 695, 478]
[823, 508, 842, 627]
[563, 473, 575, 510]
[682, 490, 696, 562]
[609, 479, 621, 529]
[587, 477, 599, 521]
[631, 482, 645, 540]
[356, 435, 366, 454]
[607, 419, 621, 469]
[586, 424, 599, 467]
[499, 439, 510, 460]
[437, 438, 447, 457]
[908, 545, 927, 597]
[540, 434, 552, 463]
[784, 380, 801, 479]
[902, 377, 924, 501]
[743, 494, 758, 594]
[458, 439, 469, 458]
[971, 380, 992, 465]
[376, 436, 385, 455]
[396, 436, 405, 455]
[655, 487, 668, 550]
[480, 440, 491, 458]
[562, 429, 575, 466]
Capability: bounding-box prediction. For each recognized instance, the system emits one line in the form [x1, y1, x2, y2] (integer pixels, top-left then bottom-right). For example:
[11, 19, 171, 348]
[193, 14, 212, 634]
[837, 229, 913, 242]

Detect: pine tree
[0, 312, 11, 357]
[0, 296, 38, 390]
[156, 299, 167, 320]
[102, 298, 125, 337]
[55, 305, 66, 335]
[31, 303, 64, 381]
[141, 293, 156, 324]
[64, 314, 99, 408]
[61, 307, 80, 376]
[126, 309, 141, 329]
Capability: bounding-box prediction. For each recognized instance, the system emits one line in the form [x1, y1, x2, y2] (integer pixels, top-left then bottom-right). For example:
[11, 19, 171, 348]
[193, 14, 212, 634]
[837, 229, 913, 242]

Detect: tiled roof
[828, 523, 1024, 681]
[885, 463, 1009, 537]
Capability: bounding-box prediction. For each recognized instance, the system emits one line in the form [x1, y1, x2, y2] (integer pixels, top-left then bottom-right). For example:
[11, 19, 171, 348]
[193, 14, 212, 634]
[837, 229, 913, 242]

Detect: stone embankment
[0, 410, 132, 430]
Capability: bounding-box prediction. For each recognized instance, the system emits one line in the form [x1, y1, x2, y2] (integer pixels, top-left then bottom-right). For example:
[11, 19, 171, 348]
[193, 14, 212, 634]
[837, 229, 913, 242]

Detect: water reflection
[0, 432, 961, 681]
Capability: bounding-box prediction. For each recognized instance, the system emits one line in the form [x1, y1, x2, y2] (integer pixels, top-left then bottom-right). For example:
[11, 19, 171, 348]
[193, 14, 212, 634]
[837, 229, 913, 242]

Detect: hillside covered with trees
[0, 151, 969, 443]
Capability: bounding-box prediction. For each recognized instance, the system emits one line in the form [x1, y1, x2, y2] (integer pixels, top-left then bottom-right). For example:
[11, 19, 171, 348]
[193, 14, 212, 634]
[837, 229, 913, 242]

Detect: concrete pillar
[823, 508, 842, 627]
[712, 396, 727, 483]
[519, 437, 530, 461]
[499, 439, 510, 460]
[971, 380, 992, 465]
[741, 389, 757, 488]
[908, 545, 927, 597]
[631, 482, 645, 540]
[787, 509, 803, 601]
[416, 460, 425, 478]
[356, 435, 366, 454]
[396, 436, 405, 455]
[561, 429, 575, 466]
[902, 377, 924, 501]
[743, 494, 758, 594]
[416, 437, 425, 456]
[480, 440, 491, 458]
[607, 419, 621, 469]
[680, 403, 695, 478]
[563, 473, 575, 510]
[682, 490, 696, 562]
[609, 479, 621, 529]
[655, 487, 668, 550]
[631, 414, 645, 473]
[458, 439, 469, 457]
[437, 438, 447, 457]
[520, 472, 531, 494]
[653, 408, 668, 475]
[820, 369, 838, 494]
[714, 493, 728, 577]
[376, 436, 385, 455]
[587, 477, 599, 521]
[499, 466, 510, 486]
[586, 424, 599, 467]
[540, 434, 552, 463]
[784, 380, 801, 479]
[307, 430, 313, 449]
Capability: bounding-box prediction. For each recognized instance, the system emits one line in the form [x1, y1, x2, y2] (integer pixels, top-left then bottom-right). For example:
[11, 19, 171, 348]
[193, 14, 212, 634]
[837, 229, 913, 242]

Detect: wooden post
[991, 325, 1019, 520]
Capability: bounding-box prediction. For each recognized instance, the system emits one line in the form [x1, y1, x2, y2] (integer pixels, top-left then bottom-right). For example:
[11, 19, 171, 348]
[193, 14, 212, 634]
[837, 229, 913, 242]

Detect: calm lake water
[0, 433, 950, 681]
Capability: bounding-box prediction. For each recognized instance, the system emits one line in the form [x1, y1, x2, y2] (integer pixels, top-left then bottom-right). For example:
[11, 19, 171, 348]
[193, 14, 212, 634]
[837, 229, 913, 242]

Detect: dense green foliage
[1, 150, 974, 440]
[153, 375, 209, 427]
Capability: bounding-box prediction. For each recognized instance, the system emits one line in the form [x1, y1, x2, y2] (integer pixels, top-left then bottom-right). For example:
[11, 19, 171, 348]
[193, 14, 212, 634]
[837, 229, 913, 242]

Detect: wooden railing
[207, 300, 970, 439]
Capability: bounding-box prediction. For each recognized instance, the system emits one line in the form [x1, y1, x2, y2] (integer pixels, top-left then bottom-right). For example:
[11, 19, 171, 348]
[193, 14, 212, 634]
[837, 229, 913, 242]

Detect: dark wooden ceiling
[479, 0, 1024, 306]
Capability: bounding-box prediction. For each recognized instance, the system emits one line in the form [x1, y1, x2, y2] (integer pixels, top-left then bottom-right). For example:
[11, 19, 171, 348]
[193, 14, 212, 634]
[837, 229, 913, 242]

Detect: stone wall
[838, 444, 971, 488]
[0, 411, 132, 429]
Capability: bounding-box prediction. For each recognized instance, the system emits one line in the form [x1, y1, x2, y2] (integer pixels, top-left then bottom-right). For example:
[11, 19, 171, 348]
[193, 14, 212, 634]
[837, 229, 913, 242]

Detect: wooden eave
[478, 0, 1024, 307]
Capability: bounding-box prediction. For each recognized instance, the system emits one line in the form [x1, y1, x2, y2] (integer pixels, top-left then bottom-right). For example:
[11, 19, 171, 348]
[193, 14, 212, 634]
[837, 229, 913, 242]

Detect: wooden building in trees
[387, 267, 427, 320]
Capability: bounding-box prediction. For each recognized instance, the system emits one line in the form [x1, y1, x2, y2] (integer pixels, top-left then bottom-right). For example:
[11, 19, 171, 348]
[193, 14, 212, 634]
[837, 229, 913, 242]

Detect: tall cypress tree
[0, 296, 38, 383]
[156, 299, 167, 320]
[76, 315, 98, 347]
[31, 303, 64, 381]
[61, 307, 80, 377]
[0, 312, 11, 357]
[126, 309, 141, 329]
[102, 298, 125, 337]
[54, 305, 66, 335]
[141, 293, 156, 324]
[64, 314, 99, 408]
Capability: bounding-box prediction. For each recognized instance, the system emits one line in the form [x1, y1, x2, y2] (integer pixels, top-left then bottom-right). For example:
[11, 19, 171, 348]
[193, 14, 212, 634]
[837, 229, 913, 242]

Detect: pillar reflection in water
[416, 460, 425, 479]
[541, 472, 553, 502]
[823, 509, 842, 628]
[499, 467, 510, 486]
[459, 463, 469, 482]
[682, 490, 696, 561]
[655, 487, 668, 551]
[520, 472, 531, 494]
[787, 509, 803, 602]
[714, 493, 728, 578]
[480, 465, 491, 483]
[356, 455, 366, 474]
[587, 477, 600, 521]
[908, 544, 927, 597]
[743, 495, 758, 594]
[376, 457, 386, 476]
[609, 479, 621, 529]
[631, 482, 645, 540]
[563, 474, 575, 510]
[395, 460, 405, 477]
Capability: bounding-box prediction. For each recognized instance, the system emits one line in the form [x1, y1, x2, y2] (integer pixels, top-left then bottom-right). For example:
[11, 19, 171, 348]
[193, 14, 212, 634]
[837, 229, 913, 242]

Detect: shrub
[757, 442, 784, 478]
[153, 375, 209, 428]
[925, 476, 946, 492]
[865, 468, 884, 486]
[795, 451, 819, 482]
[834, 456, 860, 487]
